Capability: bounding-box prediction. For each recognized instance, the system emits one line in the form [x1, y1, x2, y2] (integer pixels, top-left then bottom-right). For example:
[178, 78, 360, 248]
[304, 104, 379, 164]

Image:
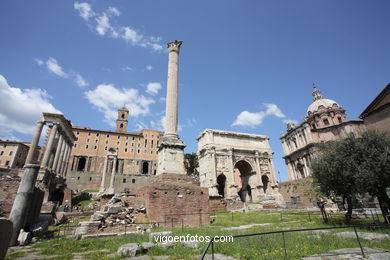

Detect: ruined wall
[0, 172, 20, 217]
[137, 174, 210, 227]
[278, 178, 318, 209]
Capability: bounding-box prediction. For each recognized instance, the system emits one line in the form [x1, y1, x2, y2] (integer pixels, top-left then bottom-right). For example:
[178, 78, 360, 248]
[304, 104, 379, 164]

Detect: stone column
[62, 144, 71, 176]
[303, 156, 310, 177]
[41, 124, 58, 169]
[25, 121, 44, 164]
[59, 144, 69, 175]
[226, 149, 239, 199]
[52, 135, 64, 172]
[107, 157, 117, 194]
[99, 156, 109, 192]
[9, 164, 40, 246]
[157, 40, 186, 175]
[164, 40, 182, 137]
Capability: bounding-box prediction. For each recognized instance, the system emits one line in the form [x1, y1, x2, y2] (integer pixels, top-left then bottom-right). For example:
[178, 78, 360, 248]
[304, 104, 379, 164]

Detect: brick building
[0, 140, 39, 169]
[66, 107, 163, 193]
[359, 83, 390, 133]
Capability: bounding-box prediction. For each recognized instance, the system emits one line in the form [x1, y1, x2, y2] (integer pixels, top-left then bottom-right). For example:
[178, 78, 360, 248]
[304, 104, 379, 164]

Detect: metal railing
[199, 224, 390, 260]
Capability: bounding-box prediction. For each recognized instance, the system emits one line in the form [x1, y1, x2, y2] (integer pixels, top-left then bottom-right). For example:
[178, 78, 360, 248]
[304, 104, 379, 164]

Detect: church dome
[307, 85, 340, 114]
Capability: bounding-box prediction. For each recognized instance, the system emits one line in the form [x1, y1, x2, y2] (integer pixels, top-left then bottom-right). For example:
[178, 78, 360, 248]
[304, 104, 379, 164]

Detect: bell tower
[116, 107, 129, 133]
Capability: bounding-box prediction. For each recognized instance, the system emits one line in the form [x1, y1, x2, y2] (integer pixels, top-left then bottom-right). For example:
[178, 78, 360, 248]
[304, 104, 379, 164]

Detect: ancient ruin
[138, 40, 210, 226]
[197, 129, 284, 208]
[8, 113, 76, 245]
[156, 40, 186, 175]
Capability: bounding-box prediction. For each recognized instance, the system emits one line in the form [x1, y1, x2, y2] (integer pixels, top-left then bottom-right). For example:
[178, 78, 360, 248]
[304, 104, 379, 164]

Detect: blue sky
[0, 0, 389, 181]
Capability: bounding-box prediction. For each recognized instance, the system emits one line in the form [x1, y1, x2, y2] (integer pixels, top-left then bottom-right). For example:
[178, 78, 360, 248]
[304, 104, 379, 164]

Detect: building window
[125, 142, 128, 146]
[132, 179, 135, 183]
[106, 134, 109, 138]
[123, 178, 126, 183]
[151, 151, 153, 154]
[9, 151, 13, 156]
[105, 146, 107, 150]
[132, 137, 135, 140]
[74, 144, 77, 148]
[96, 133, 99, 137]
[77, 176, 80, 180]
[76, 131, 79, 135]
[125, 148, 128, 152]
[323, 118, 330, 126]
[0, 151, 3, 156]
[86, 145, 89, 149]
[131, 149, 134, 152]
[137, 149, 140, 153]
[132, 143, 134, 147]
[87, 138, 90, 142]
[88, 132, 91, 136]
[118, 136, 120, 139]
[338, 117, 342, 123]
[89, 177, 92, 181]
[95, 139, 98, 143]
[94, 146, 97, 150]
[117, 141, 120, 145]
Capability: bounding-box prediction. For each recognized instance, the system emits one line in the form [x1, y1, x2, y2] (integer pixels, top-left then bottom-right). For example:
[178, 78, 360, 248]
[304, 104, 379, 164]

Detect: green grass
[83, 189, 99, 193]
[6, 210, 390, 260]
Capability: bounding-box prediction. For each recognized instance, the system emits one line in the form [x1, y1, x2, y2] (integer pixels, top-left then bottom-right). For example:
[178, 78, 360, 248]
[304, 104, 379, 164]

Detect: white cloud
[150, 114, 165, 131]
[232, 111, 266, 128]
[75, 74, 88, 88]
[46, 57, 68, 78]
[146, 82, 162, 95]
[33, 58, 44, 66]
[146, 65, 153, 71]
[107, 7, 120, 16]
[232, 103, 292, 128]
[122, 66, 134, 71]
[85, 84, 154, 127]
[0, 74, 61, 138]
[73, 2, 163, 51]
[95, 13, 111, 36]
[35, 57, 88, 88]
[264, 103, 285, 118]
[74, 2, 94, 21]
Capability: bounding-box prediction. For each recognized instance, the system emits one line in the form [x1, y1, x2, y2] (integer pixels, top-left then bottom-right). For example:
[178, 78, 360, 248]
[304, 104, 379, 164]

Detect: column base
[156, 135, 186, 175]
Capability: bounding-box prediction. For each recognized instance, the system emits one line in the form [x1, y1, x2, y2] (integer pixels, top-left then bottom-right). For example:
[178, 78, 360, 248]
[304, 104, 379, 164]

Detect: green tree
[311, 130, 390, 223]
[184, 153, 199, 176]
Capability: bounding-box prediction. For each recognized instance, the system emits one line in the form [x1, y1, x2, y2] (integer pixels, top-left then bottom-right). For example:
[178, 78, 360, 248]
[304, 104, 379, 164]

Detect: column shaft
[99, 156, 109, 192]
[25, 121, 44, 164]
[52, 135, 64, 172]
[41, 124, 58, 168]
[9, 164, 40, 246]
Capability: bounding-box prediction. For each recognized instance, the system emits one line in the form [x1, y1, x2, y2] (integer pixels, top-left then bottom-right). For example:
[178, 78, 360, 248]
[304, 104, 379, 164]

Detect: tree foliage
[311, 130, 390, 223]
[184, 153, 199, 176]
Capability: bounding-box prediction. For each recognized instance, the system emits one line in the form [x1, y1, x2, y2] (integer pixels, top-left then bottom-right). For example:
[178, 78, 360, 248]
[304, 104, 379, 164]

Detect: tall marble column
[157, 40, 186, 175]
[107, 157, 117, 194]
[41, 124, 58, 168]
[25, 121, 44, 165]
[99, 156, 109, 192]
[52, 135, 64, 172]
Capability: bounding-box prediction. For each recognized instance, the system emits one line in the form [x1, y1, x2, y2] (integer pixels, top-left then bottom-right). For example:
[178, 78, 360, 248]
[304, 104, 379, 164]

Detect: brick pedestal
[137, 174, 210, 227]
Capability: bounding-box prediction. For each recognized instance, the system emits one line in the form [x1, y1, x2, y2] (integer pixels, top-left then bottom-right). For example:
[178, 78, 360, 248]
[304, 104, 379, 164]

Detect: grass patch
[7, 210, 389, 259]
[5, 251, 27, 260]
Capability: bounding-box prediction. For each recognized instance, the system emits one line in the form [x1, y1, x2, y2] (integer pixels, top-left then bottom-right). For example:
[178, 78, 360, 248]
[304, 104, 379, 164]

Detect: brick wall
[278, 178, 318, 209]
[137, 174, 210, 227]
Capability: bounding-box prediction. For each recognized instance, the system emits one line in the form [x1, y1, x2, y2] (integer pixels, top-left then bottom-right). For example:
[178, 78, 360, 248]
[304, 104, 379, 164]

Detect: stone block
[181, 241, 198, 248]
[140, 242, 154, 252]
[17, 230, 31, 246]
[0, 218, 13, 260]
[117, 243, 139, 257]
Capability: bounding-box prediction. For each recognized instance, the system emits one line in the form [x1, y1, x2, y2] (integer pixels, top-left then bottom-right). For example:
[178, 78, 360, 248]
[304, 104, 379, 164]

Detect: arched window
[217, 174, 226, 197]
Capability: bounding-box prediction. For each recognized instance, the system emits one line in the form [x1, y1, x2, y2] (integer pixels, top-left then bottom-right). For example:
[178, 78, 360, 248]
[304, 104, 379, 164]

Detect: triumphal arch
[197, 129, 284, 207]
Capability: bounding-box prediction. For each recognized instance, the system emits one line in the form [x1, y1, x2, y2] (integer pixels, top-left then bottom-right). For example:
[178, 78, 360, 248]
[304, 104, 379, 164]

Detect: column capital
[167, 40, 183, 53]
